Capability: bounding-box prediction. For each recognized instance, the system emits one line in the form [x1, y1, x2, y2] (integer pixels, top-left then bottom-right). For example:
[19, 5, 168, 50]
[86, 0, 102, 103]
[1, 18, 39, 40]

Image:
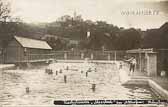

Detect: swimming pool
[0, 61, 160, 105]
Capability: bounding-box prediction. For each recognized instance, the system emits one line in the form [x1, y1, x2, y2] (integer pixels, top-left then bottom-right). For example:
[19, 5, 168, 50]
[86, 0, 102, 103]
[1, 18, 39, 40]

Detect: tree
[0, 0, 10, 21]
[0, 0, 11, 48]
[45, 37, 65, 50]
[117, 28, 142, 50]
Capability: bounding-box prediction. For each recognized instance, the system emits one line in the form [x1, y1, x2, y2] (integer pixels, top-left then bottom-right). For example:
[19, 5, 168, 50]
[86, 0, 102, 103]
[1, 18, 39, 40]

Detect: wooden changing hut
[5, 36, 52, 64]
[127, 48, 157, 76]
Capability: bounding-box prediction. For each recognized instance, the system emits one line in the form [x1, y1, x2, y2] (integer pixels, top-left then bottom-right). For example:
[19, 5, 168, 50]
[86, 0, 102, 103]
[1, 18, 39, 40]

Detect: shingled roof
[14, 36, 52, 50]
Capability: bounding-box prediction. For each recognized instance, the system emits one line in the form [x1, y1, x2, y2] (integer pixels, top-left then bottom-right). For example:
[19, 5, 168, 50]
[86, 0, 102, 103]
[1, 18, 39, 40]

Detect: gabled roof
[14, 36, 52, 50]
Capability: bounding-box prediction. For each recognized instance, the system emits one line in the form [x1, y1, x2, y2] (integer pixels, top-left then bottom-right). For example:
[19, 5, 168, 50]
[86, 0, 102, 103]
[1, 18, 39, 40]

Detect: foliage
[0, 12, 168, 50]
[0, 0, 10, 21]
[143, 22, 168, 49]
[45, 16, 142, 50]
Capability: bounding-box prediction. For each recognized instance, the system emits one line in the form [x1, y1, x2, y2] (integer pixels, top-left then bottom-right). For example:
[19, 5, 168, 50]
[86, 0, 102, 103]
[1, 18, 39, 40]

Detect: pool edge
[124, 77, 168, 99]
[148, 79, 168, 99]
[0, 64, 15, 70]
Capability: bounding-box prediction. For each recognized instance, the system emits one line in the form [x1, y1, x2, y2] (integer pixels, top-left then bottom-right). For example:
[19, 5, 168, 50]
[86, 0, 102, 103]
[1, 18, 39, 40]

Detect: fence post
[54, 52, 56, 60]
[81, 52, 84, 59]
[139, 52, 142, 72]
[114, 51, 117, 62]
[28, 52, 30, 62]
[64, 52, 67, 60]
[64, 75, 67, 83]
[91, 53, 94, 60]
[108, 53, 111, 60]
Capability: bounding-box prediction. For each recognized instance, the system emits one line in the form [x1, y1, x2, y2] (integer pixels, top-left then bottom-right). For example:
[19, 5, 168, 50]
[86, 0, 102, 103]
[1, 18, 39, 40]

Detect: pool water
[0, 62, 160, 105]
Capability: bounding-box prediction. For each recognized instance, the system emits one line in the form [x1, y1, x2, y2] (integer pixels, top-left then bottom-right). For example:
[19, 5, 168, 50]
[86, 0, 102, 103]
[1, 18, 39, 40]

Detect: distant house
[5, 36, 52, 64]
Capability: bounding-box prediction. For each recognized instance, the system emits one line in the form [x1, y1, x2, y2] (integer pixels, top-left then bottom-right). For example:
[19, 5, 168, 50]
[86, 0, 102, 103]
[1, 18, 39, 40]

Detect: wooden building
[5, 36, 52, 64]
[155, 49, 168, 76]
[0, 47, 3, 64]
[127, 48, 157, 76]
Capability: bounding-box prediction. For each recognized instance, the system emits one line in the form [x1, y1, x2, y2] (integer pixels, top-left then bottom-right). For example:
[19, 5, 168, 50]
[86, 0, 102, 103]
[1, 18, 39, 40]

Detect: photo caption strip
[54, 100, 168, 105]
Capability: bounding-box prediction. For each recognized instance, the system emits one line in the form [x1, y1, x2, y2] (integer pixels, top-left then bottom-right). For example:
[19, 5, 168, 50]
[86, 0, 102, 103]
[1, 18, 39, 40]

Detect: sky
[9, 0, 168, 30]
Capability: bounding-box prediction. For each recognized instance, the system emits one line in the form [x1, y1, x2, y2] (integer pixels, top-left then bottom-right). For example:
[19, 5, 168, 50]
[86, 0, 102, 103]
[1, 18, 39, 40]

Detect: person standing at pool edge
[125, 56, 137, 76]
[130, 57, 137, 75]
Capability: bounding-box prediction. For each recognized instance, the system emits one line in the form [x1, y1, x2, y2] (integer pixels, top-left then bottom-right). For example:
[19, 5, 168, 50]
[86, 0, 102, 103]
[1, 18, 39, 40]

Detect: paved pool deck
[131, 71, 168, 90]
[129, 70, 168, 99]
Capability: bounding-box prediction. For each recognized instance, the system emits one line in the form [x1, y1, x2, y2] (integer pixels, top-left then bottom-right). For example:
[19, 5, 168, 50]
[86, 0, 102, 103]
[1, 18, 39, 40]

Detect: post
[95, 68, 97, 72]
[66, 66, 69, 70]
[146, 53, 150, 76]
[56, 71, 58, 75]
[64, 52, 67, 60]
[64, 75, 67, 83]
[54, 52, 56, 61]
[86, 72, 88, 77]
[92, 84, 96, 92]
[50, 69, 53, 75]
[114, 51, 117, 62]
[108, 53, 111, 60]
[26, 87, 30, 94]
[139, 52, 142, 72]
[45, 69, 48, 73]
[91, 53, 94, 60]
[81, 52, 84, 59]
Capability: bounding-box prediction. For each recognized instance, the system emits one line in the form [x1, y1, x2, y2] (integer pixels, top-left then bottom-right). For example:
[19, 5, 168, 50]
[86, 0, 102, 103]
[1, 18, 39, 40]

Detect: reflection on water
[0, 62, 159, 105]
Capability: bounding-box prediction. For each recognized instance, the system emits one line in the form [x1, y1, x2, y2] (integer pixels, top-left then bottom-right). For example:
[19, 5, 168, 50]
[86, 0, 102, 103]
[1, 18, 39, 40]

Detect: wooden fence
[52, 50, 126, 60]
[26, 50, 126, 62]
[1, 50, 126, 63]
